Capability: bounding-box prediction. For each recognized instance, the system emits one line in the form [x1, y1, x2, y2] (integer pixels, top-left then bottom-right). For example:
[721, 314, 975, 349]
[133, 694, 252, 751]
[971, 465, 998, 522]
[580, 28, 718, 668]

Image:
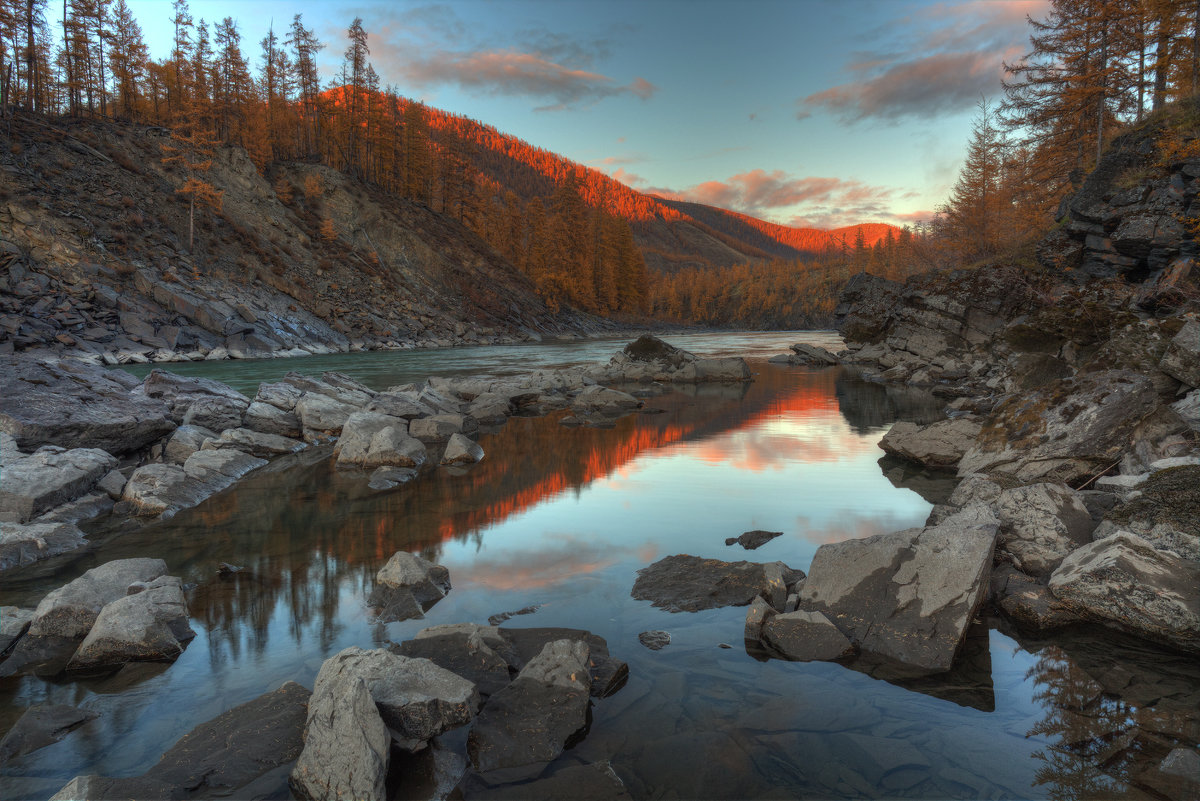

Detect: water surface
[1, 333, 1196, 800]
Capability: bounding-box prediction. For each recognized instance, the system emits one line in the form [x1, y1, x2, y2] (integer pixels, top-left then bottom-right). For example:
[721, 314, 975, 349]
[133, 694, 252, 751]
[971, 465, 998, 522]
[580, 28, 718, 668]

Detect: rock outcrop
[631, 554, 803, 613]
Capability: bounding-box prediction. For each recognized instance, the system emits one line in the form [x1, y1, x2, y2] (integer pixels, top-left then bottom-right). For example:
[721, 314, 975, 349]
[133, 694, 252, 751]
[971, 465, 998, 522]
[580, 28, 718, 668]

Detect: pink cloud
[666, 170, 897, 222]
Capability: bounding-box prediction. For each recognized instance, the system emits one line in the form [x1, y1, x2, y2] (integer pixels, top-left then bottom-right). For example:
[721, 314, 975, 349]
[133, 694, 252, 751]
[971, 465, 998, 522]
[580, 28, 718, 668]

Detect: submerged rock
[631, 554, 804, 613]
[637, 630, 671, 651]
[724, 530, 782, 550]
[0, 704, 97, 765]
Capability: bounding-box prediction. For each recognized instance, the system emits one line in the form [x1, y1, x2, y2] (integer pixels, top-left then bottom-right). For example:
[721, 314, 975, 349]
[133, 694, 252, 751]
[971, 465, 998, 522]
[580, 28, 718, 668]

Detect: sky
[125, 0, 1050, 230]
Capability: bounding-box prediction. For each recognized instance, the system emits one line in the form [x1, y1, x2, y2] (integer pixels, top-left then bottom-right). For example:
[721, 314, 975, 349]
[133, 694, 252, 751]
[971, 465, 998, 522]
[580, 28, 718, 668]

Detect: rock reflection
[834, 371, 944, 433]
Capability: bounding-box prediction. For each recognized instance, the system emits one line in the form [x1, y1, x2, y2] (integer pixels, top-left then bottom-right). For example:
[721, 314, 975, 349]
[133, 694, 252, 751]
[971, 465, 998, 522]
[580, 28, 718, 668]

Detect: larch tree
[169, 0, 191, 113]
[107, 0, 145, 120]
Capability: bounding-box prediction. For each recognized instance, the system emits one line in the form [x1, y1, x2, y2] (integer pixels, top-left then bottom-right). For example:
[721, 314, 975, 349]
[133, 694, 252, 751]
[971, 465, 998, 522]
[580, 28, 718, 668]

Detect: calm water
[1, 333, 1197, 800]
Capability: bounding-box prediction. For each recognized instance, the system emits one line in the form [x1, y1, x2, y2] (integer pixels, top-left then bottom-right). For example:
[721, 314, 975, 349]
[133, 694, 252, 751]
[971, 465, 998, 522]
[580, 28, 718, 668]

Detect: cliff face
[0, 115, 616, 366]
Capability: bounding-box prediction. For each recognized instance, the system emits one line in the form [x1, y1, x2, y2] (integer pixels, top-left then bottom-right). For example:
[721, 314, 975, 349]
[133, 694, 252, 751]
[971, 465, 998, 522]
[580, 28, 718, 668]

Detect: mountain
[419, 102, 902, 273]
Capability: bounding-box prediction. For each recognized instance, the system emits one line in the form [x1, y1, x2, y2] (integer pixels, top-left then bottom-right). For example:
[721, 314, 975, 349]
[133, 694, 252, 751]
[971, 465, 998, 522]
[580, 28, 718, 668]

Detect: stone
[798, 505, 999, 673]
[284, 372, 372, 407]
[305, 647, 477, 748]
[990, 483, 1096, 576]
[467, 394, 512, 425]
[1049, 530, 1200, 653]
[243, 401, 303, 438]
[495, 627, 628, 699]
[454, 762, 629, 801]
[291, 675, 389, 801]
[140, 370, 251, 423]
[789, 343, 840, 364]
[958, 371, 1161, 485]
[631, 554, 805, 613]
[879, 418, 981, 469]
[396, 625, 515, 699]
[760, 609, 856, 662]
[1172, 389, 1200, 431]
[1159, 748, 1200, 781]
[1160, 318, 1200, 388]
[0, 606, 34, 653]
[0, 356, 174, 454]
[295, 392, 360, 434]
[122, 450, 266, 518]
[0, 447, 117, 523]
[95, 470, 126, 500]
[637, 630, 671, 650]
[202, 427, 306, 458]
[467, 639, 591, 783]
[28, 558, 167, 640]
[1099, 465, 1200, 560]
[694, 357, 752, 382]
[368, 467, 418, 491]
[163, 424, 217, 464]
[441, 433, 484, 466]
[335, 412, 426, 470]
[0, 522, 88, 570]
[376, 551, 450, 605]
[255, 381, 304, 412]
[0, 705, 97, 764]
[743, 596, 776, 641]
[182, 395, 247, 432]
[67, 575, 195, 671]
[409, 414, 477, 443]
[724, 530, 782, 550]
[365, 391, 431, 419]
[988, 564, 1082, 631]
[571, 385, 641, 415]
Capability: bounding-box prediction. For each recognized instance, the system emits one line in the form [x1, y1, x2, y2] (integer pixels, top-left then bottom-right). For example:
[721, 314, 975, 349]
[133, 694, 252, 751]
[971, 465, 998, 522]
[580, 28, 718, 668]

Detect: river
[1, 332, 1196, 800]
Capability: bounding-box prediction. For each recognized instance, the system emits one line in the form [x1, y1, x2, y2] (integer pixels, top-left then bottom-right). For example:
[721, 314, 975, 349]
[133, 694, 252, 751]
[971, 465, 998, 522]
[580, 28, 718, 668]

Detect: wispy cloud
[798, 0, 1048, 122]
[365, 5, 655, 111]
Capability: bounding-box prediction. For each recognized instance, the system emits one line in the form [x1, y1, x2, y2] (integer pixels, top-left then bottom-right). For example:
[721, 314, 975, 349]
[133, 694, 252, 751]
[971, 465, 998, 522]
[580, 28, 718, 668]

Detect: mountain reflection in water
[1, 350, 1197, 801]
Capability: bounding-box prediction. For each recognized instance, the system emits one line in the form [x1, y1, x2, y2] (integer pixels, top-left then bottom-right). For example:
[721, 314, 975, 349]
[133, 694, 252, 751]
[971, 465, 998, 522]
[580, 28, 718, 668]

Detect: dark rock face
[368, 551, 451, 622]
[622, 335, 691, 367]
[724, 530, 782, 550]
[637, 630, 671, 650]
[988, 565, 1082, 631]
[467, 639, 591, 784]
[140, 370, 252, 424]
[0, 357, 174, 454]
[0, 705, 97, 764]
[834, 272, 903, 344]
[631, 554, 803, 613]
[797, 506, 998, 673]
[760, 610, 856, 662]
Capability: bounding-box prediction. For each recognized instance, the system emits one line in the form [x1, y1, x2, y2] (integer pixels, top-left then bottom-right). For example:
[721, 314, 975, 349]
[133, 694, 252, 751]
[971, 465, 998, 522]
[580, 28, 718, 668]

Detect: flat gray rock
[0, 356, 174, 455]
[990, 483, 1096, 576]
[0, 606, 34, 653]
[67, 576, 195, 671]
[122, 450, 267, 518]
[295, 393, 360, 434]
[163, 424, 217, 465]
[0, 522, 88, 571]
[880, 417, 981, 469]
[290, 670, 389, 801]
[140, 369, 251, 423]
[798, 505, 998, 673]
[724, 530, 782, 550]
[0, 704, 97, 764]
[202, 427, 306, 458]
[28, 558, 168, 640]
[760, 609, 856, 662]
[631, 554, 804, 613]
[0, 446, 118, 523]
[441, 433, 484, 466]
[1049, 530, 1200, 653]
[243, 401, 303, 438]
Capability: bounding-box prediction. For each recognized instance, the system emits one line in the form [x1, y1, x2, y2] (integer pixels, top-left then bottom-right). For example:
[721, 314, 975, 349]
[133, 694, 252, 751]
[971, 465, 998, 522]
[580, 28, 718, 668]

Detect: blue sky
[126, 0, 1048, 229]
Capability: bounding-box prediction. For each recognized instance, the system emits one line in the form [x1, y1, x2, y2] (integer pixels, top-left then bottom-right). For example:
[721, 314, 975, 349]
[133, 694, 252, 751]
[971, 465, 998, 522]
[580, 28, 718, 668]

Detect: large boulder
[1049, 531, 1200, 654]
[441, 433, 484, 466]
[879, 418, 981, 469]
[66, 575, 195, 671]
[394, 625, 515, 699]
[369, 551, 450, 622]
[958, 371, 1162, 484]
[122, 449, 267, 518]
[181, 396, 248, 432]
[27, 558, 168, 640]
[0, 447, 118, 523]
[631, 554, 803, 613]
[409, 414, 477, 443]
[163, 424, 217, 464]
[303, 647, 477, 749]
[1100, 465, 1200, 560]
[990, 483, 1096, 576]
[291, 674, 390, 801]
[797, 506, 999, 673]
[467, 639, 591, 783]
[834, 272, 903, 345]
[335, 412, 426, 469]
[0, 356, 174, 454]
[1160, 318, 1200, 388]
[243, 401, 303, 438]
[202, 428, 306, 458]
[294, 393, 360, 435]
[760, 610, 856, 662]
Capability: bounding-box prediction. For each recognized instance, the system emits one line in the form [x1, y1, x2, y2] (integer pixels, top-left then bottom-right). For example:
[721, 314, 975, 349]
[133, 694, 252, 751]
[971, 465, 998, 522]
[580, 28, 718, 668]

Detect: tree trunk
[25, 0, 35, 110]
[188, 196, 195, 252]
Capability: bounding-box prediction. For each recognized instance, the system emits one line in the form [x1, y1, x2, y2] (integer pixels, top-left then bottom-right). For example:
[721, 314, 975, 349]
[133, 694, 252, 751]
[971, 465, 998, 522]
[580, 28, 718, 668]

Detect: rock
[631, 554, 805, 613]
[455, 762, 630, 801]
[441, 433, 484, 466]
[140, 370, 251, 423]
[305, 647, 477, 749]
[494, 627, 627, 699]
[990, 483, 1096, 576]
[467, 639, 591, 783]
[202, 427, 306, 458]
[291, 674, 389, 801]
[283, 371, 373, 407]
[0, 522, 88, 570]
[1, 606, 34, 653]
[243, 401, 303, 438]
[368, 467, 418, 491]
[760, 610, 856, 662]
[1173, 389, 1200, 431]
[724, 530, 782, 550]
[335, 412, 426, 470]
[95, 470, 127, 500]
[1160, 748, 1200, 780]
[743, 596, 776, 641]
[637, 630, 671, 650]
[1102, 465, 1200, 560]
[798, 506, 999, 673]
[988, 564, 1082, 630]
[789, 343, 840, 364]
[0, 447, 117, 523]
[395, 625, 515, 699]
[365, 391, 432, 419]
[122, 450, 267, 518]
[409, 414, 477, 443]
[622, 335, 694, 368]
[163, 424, 217, 464]
[958, 371, 1161, 485]
[694, 357, 752, 382]
[879, 418, 981, 469]
[255, 381, 303, 412]
[181, 396, 248, 432]
[571, 385, 641, 415]
[295, 392, 360, 434]
[467, 394, 512, 426]
[834, 272, 903, 344]
[1049, 531, 1200, 653]
[27, 558, 167, 640]
[0, 705, 97, 764]
[376, 551, 450, 604]
[0, 356, 174, 454]
[67, 575, 195, 671]
[1160, 318, 1200, 388]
